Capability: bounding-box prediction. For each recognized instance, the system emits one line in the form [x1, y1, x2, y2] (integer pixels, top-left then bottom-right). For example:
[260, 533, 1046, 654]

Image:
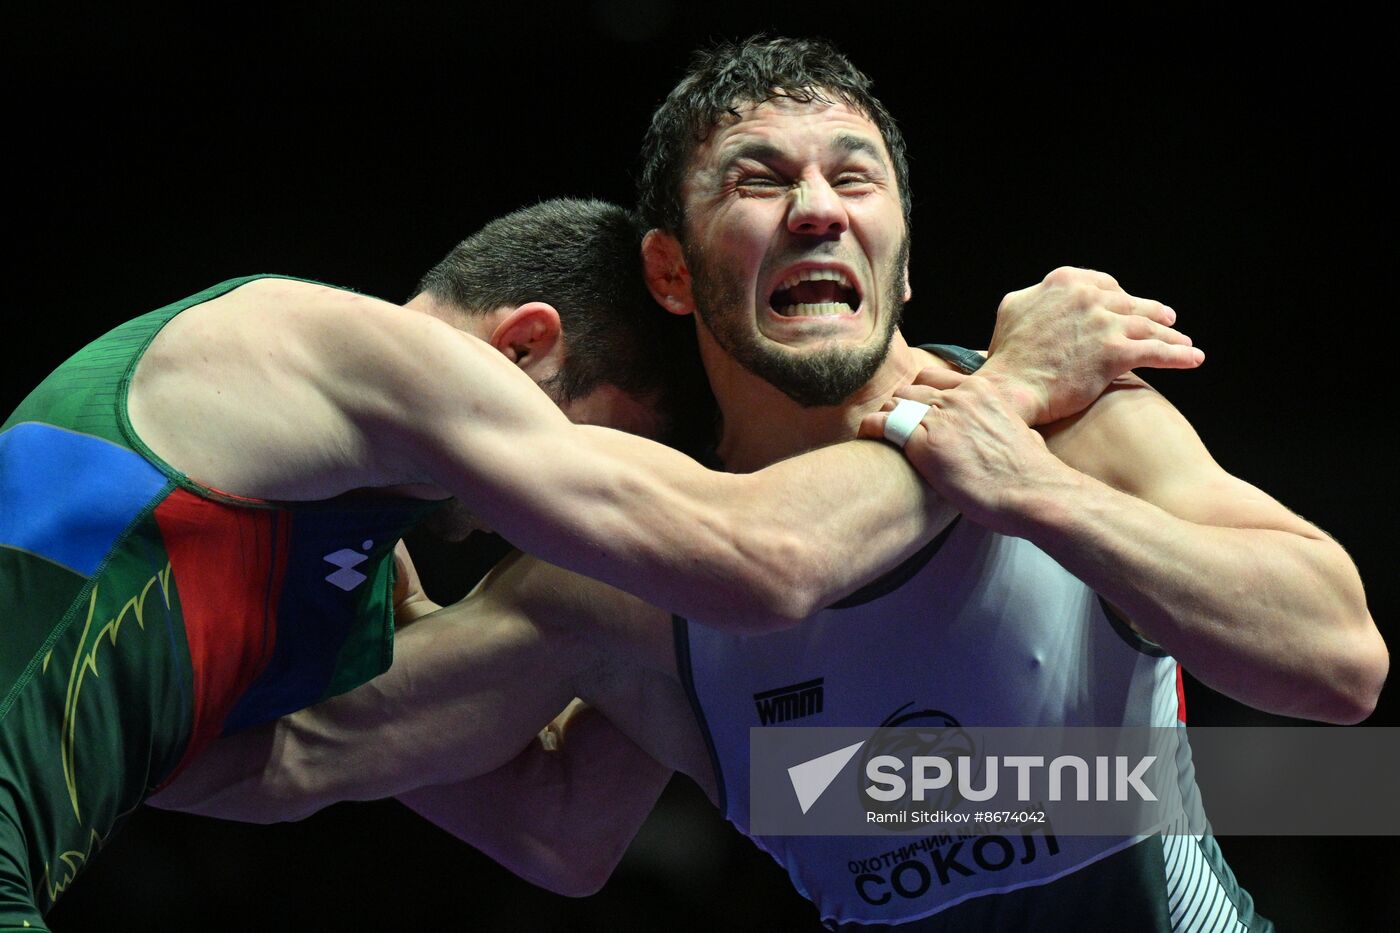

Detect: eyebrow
[832, 133, 888, 166]
[717, 135, 889, 174]
[717, 141, 783, 172]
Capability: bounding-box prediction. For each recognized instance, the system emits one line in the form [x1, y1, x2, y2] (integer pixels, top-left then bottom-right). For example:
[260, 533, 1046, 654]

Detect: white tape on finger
[883, 399, 931, 448]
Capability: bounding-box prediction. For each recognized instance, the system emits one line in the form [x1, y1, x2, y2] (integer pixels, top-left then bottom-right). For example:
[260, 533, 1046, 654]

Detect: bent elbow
[1332, 623, 1389, 725]
[1306, 618, 1389, 725]
[696, 528, 822, 633]
[690, 464, 897, 629]
[723, 563, 821, 634]
[1324, 689, 1381, 727]
[728, 529, 823, 633]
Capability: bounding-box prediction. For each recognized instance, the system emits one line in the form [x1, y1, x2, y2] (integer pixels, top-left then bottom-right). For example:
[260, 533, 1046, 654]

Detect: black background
[4, 3, 1394, 930]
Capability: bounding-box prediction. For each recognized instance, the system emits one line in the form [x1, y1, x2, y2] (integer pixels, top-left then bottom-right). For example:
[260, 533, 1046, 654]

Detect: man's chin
[736, 343, 888, 408]
[690, 252, 904, 407]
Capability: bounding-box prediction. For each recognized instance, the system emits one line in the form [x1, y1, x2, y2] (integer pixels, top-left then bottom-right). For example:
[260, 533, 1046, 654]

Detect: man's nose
[787, 169, 848, 237]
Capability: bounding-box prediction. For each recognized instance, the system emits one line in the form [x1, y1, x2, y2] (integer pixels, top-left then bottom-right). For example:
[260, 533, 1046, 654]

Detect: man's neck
[403, 292, 498, 342]
[706, 332, 938, 473]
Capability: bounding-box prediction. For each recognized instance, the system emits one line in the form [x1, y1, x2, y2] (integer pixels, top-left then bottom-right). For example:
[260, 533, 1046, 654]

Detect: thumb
[912, 366, 968, 389]
[859, 397, 932, 446]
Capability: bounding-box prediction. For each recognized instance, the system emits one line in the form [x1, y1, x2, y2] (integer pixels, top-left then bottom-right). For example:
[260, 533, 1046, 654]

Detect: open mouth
[769, 268, 862, 317]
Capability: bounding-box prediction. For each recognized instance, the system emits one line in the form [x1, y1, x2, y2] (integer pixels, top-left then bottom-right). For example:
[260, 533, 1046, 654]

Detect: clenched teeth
[775, 268, 853, 292]
[779, 302, 851, 317]
[770, 267, 861, 316]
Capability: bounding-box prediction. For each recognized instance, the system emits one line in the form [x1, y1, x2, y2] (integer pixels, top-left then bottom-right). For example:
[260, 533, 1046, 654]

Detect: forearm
[406, 266, 1192, 629]
[398, 703, 671, 897]
[149, 709, 422, 823]
[1012, 468, 1385, 723]
[886, 371, 1385, 723]
[700, 440, 957, 627]
[150, 707, 531, 824]
[152, 587, 582, 821]
[378, 315, 946, 630]
[147, 719, 303, 822]
[452, 427, 953, 632]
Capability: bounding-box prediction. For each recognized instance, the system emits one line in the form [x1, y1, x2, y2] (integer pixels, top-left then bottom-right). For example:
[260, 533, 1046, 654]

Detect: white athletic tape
[883, 399, 931, 448]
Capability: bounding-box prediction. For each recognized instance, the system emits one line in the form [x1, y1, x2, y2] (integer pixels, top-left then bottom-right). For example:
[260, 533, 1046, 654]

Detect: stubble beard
[686, 238, 909, 408]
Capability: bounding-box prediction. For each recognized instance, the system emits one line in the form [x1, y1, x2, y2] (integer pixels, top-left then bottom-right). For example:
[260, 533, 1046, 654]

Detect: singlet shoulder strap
[920, 343, 985, 374]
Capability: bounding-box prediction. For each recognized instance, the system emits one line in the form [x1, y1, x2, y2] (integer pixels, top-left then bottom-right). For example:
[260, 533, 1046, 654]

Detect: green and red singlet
[0, 277, 438, 928]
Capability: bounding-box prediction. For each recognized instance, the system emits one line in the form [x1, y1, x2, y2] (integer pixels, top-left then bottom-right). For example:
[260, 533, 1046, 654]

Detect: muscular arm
[1036, 383, 1385, 722]
[152, 654, 670, 899]
[374, 271, 1199, 630]
[864, 374, 1387, 723]
[150, 553, 594, 819]
[132, 274, 1192, 632]
[151, 548, 680, 809]
[398, 701, 672, 897]
[365, 303, 942, 631]
[152, 552, 683, 894]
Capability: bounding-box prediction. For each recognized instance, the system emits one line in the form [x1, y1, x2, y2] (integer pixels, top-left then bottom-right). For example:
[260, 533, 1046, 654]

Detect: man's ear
[902, 259, 913, 304]
[488, 302, 563, 373]
[642, 229, 696, 317]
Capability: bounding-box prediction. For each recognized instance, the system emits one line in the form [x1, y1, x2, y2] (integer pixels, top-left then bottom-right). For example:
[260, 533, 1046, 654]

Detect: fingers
[1103, 291, 1176, 327]
[909, 366, 968, 389]
[393, 540, 421, 602]
[1081, 269, 1121, 291]
[858, 410, 892, 440]
[880, 399, 932, 448]
[1055, 269, 1175, 329]
[1106, 300, 1202, 366]
[861, 391, 942, 441]
[892, 384, 947, 405]
[1045, 266, 1120, 292]
[1116, 317, 1205, 368]
[1120, 315, 1192, 346]
[1129, 341, 1206, 369]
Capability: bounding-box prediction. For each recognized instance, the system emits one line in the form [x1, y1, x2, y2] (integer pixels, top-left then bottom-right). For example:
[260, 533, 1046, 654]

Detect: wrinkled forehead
[700, 95, 887, 163]
[683, 96, 893, 197]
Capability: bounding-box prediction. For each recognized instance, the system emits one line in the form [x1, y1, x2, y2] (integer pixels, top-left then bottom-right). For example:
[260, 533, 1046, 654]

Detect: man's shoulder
[192, 275, 398, 334]
[1044, 375, 1215, 498]
[151, 275, 458, 382]
[127, 275, 457, 499]
[160, 274, 369, 324]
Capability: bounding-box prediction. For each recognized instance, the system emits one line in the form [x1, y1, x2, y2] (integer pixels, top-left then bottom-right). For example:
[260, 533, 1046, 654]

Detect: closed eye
[734, 173, 787, 196]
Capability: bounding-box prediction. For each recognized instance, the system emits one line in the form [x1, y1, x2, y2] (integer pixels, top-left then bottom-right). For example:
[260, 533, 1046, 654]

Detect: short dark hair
[638, 36, 911, 237]
[413, 197, 714, 450]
